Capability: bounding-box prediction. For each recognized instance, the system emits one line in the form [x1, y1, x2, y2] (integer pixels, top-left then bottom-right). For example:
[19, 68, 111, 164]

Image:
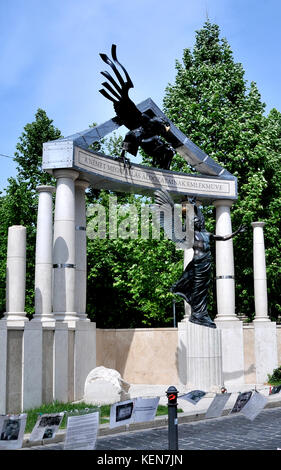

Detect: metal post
[166, 385, 179, 450]
[172, 299, 176, 327]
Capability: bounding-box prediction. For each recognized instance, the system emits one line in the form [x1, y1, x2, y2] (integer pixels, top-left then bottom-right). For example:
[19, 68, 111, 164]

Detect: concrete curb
[21, 396, 281, 448]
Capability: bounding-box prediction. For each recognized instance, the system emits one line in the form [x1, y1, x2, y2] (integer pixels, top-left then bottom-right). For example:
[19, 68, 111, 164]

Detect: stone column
[3, 225, 28, 324]
[251, 222, 277, 383]
[213, 200, 244, 387]
[33, 185, 56, 323]
[251, 222, 269, 321]
[213, 200, 237, 321]
[182, 248, 192, 320]
[75, 179, 90, 321]
[53, 169, 79, 323]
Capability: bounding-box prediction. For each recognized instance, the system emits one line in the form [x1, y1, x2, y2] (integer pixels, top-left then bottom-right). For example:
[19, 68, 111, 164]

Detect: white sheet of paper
[241, 391, 268, 421]
[109, 400, 135, 428]
[0, 414, 27, 449]
[205, 393, 231, 419]
[132, 397, 160, 423]
[179, 390, 206, 405]
[63, 411, 99, 450]
[29, 412, 64, 442]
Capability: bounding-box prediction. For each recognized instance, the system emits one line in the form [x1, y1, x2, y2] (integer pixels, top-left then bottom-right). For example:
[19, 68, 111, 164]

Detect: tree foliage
[85, 190, 184, 327]
[159, 21, 281, 320]
[0, 109, 61, 316]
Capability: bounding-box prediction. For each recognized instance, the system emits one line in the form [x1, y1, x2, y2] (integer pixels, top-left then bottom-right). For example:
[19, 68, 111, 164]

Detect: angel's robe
[171, 231, 212, 318]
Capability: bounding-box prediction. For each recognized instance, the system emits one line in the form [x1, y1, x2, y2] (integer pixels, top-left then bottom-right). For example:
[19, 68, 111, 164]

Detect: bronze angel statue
[153, 189, 246, 329]
[99, 44, 175, 169]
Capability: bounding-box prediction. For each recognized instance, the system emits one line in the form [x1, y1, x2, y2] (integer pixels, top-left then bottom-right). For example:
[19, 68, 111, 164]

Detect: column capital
[251, 221, 265, 228]
[213, 199, 235, 208]
[36, 185, 56, 194]
[75, 179, 90, 191]
[53, 169, 79, 181]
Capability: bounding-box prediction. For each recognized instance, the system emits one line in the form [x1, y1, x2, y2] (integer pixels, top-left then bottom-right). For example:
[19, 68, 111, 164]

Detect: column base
[215, 314, 240, 322]
[32, 314, 56, 322]
[253, 317, 271, 322]
[2, 313, 28, 328]
[77, 313, 90, 322]
[55, 312, 80, 322]
[31, 315, 56, 329]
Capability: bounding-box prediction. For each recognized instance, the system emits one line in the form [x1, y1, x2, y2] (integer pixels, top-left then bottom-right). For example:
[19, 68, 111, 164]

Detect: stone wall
[0, 320, 96, 414]
[96, 325, 281, 386]
[96, 328, 178, 384]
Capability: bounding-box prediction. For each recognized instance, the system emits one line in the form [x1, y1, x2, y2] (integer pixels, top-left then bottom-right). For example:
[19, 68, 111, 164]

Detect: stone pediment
[42, 98, 237, 203]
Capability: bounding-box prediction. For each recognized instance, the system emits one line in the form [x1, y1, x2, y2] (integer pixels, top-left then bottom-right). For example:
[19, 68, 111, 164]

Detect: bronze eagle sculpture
[99, 44, 176, 169]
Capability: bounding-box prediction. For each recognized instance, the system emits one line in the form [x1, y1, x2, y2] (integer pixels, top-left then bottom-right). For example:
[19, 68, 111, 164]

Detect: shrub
[267, 366, 281, 385]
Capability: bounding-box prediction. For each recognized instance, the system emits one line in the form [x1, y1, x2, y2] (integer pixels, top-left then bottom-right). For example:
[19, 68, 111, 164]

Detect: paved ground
[21, 405, 281, 451]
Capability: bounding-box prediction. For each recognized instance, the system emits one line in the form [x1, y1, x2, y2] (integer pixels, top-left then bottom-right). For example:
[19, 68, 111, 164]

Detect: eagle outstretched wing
[99, 44, 143, 130]
[152, 189, 194, 253]
[99, 45, 176, 169]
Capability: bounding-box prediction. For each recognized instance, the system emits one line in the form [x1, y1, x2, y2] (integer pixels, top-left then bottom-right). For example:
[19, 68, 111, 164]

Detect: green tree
[151, 21, 281, 320]
[0, 109, 61, 316]
[85, 187, 185, 328]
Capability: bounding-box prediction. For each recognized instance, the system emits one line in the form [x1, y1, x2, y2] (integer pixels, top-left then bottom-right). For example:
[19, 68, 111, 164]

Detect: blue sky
[1, 0, 281, 192]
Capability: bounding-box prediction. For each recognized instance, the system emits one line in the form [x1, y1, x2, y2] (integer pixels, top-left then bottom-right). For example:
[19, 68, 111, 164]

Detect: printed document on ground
[64, 411, 99, 450]
[29, 412, 64, 442]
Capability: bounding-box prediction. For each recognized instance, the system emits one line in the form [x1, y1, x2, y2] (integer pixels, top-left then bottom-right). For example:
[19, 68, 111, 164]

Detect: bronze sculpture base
[189, 312, 216, 329]
[172, 290, 216, 329]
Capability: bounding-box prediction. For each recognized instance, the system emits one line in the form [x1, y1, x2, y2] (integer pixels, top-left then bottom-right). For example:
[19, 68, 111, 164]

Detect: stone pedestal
[178, 321, 223, 390]
[53, 322, 69, 402]
[73, 321, 96, 400]
[215, 319, 244, 387]
[22, 322, 43, 410]
[53, 169, 79, 323]
[33, 185, 56, 323]
[5, 325, 24, 413]
[254, 321, 278, 383]
[0, 322, 8, 414]
[42, 323, 56, 404]
[4, 225, 28, 325]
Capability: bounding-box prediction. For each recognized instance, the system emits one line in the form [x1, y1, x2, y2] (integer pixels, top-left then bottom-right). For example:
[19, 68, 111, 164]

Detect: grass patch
[24, 401, 99, 433]
[24, 402, 183, 434]
[156, 404, 183, 416]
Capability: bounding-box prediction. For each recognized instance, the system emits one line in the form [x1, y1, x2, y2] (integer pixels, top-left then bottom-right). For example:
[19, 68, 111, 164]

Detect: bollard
[166, 385, 179, 450]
